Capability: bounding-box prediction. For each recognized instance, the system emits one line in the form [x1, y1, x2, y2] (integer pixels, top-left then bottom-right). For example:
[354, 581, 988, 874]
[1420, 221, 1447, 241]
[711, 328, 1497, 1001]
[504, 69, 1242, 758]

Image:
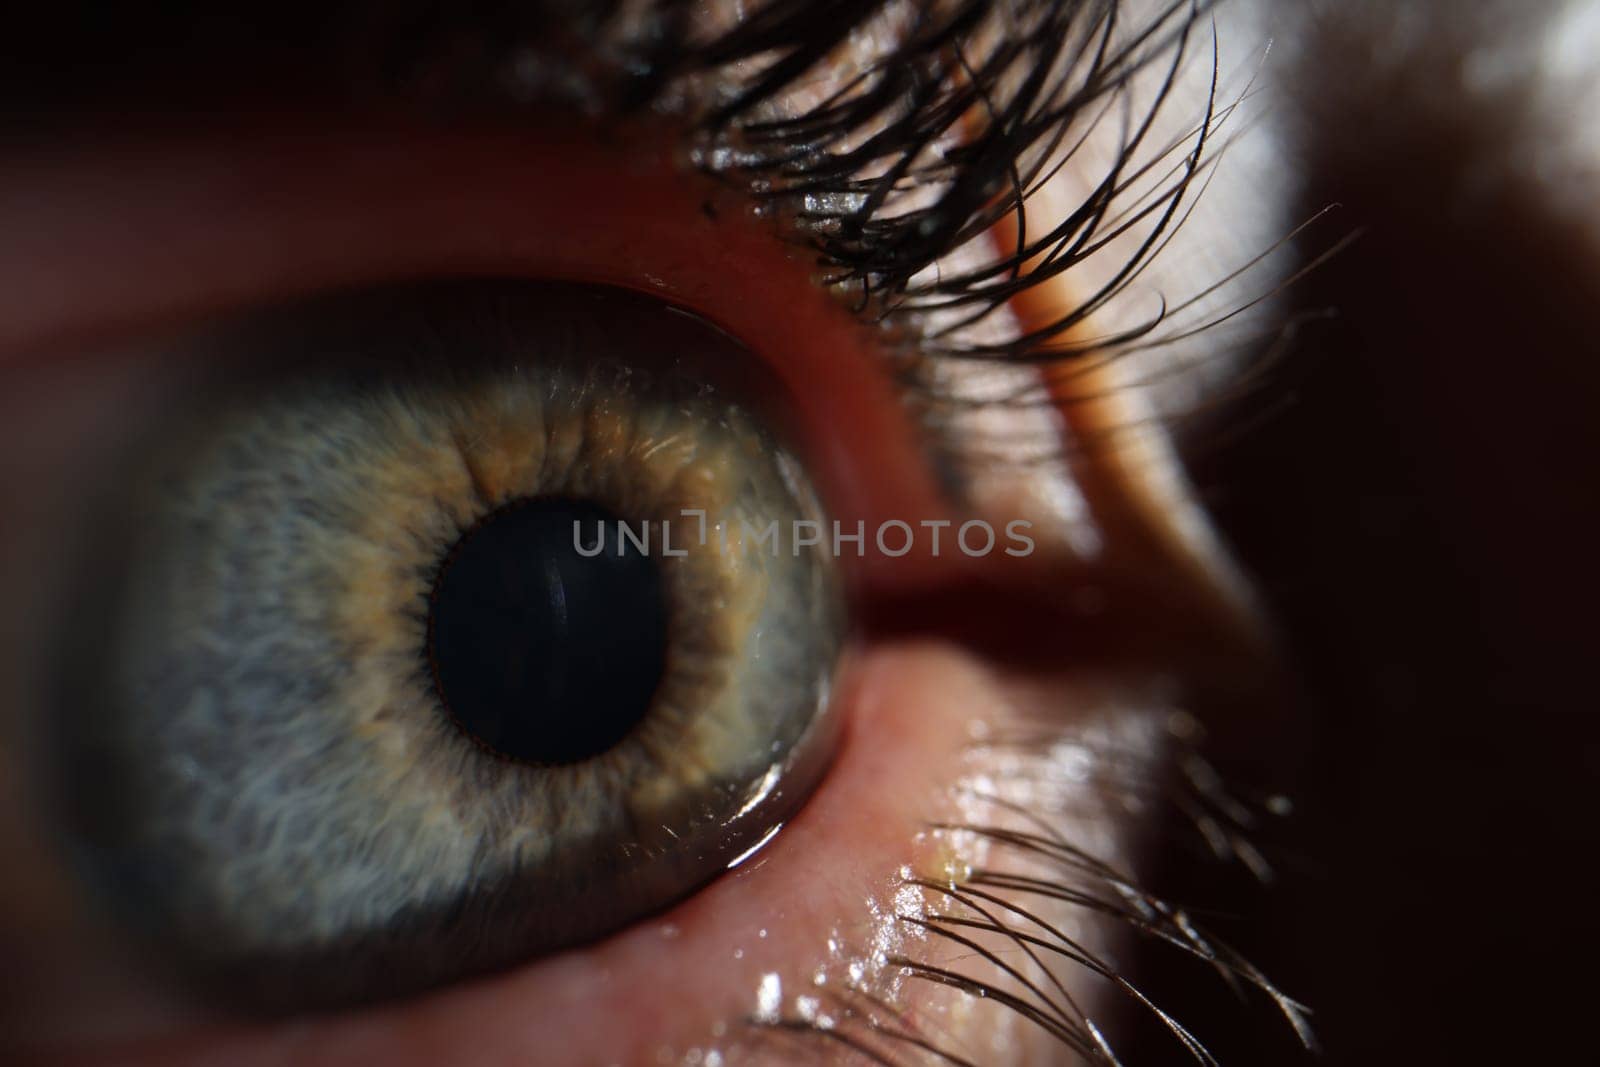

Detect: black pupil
[427, 497, 667, 764]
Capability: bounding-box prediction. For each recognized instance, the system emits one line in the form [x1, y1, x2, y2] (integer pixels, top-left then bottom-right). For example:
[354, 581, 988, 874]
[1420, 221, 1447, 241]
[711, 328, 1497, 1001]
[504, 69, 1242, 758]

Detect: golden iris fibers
[57, 283, 845, 1013]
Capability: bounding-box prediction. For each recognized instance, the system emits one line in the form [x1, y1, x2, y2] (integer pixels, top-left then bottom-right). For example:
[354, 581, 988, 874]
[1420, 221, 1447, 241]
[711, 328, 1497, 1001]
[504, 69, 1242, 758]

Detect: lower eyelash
[724, 712, 1312, 1065]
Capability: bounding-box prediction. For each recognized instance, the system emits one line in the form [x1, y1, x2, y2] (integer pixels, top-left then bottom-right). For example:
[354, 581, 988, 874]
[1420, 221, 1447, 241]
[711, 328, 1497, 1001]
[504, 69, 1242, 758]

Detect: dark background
[1146, 17, 1600, 1063]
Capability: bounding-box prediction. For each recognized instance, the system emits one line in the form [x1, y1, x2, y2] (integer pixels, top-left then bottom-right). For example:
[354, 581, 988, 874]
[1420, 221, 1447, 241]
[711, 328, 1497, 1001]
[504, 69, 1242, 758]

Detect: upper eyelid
[7, 0, 1217, 371]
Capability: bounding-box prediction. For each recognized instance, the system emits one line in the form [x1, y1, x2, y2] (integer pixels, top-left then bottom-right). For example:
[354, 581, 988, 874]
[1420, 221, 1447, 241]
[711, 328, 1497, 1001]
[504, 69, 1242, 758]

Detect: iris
[58, 283, 845, 1011]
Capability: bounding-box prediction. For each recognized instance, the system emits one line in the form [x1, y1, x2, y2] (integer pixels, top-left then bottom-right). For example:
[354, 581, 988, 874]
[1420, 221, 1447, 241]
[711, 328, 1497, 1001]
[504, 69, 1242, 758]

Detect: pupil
[426, 497, 668, 764]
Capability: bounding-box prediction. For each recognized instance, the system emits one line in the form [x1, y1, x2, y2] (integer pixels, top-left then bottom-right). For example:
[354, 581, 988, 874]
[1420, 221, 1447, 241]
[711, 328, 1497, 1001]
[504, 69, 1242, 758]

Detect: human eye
[20, 0, 1552, 1063]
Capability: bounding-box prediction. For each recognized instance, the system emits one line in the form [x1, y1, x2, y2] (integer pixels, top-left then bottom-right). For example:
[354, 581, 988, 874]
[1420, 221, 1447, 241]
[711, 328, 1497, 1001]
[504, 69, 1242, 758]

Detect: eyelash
[353, 0, 1344, 504]
[373, 0, 1243, 390]
[729, 714, 1310, 1065]
[685, 0, 1215, 356]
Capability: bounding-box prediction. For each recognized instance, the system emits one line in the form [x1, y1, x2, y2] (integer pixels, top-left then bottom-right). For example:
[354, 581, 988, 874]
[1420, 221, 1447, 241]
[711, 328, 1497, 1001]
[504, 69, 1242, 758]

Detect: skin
[2, 0, 1596, 1064]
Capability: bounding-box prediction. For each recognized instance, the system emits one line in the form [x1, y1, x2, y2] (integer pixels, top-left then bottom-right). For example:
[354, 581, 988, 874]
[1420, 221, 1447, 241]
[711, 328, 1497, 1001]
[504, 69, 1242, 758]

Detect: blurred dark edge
[1145, 7, 1600, 1065]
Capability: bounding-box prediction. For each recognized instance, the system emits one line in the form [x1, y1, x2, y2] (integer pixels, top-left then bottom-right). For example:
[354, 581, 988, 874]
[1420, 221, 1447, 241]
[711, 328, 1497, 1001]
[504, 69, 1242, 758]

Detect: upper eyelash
[360, 0, 1242, 399]
[680, 0, 1218, 353]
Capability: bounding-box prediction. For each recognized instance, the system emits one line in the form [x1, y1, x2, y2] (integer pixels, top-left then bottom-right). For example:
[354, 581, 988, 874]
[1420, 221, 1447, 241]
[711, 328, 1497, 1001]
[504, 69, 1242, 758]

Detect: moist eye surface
[55, 281, 846, 1013]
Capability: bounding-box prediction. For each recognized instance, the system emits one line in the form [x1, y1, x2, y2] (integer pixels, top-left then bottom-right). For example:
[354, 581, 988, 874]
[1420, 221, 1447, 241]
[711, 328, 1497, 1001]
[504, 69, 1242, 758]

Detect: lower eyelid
[42, 643, 1092, 1067]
